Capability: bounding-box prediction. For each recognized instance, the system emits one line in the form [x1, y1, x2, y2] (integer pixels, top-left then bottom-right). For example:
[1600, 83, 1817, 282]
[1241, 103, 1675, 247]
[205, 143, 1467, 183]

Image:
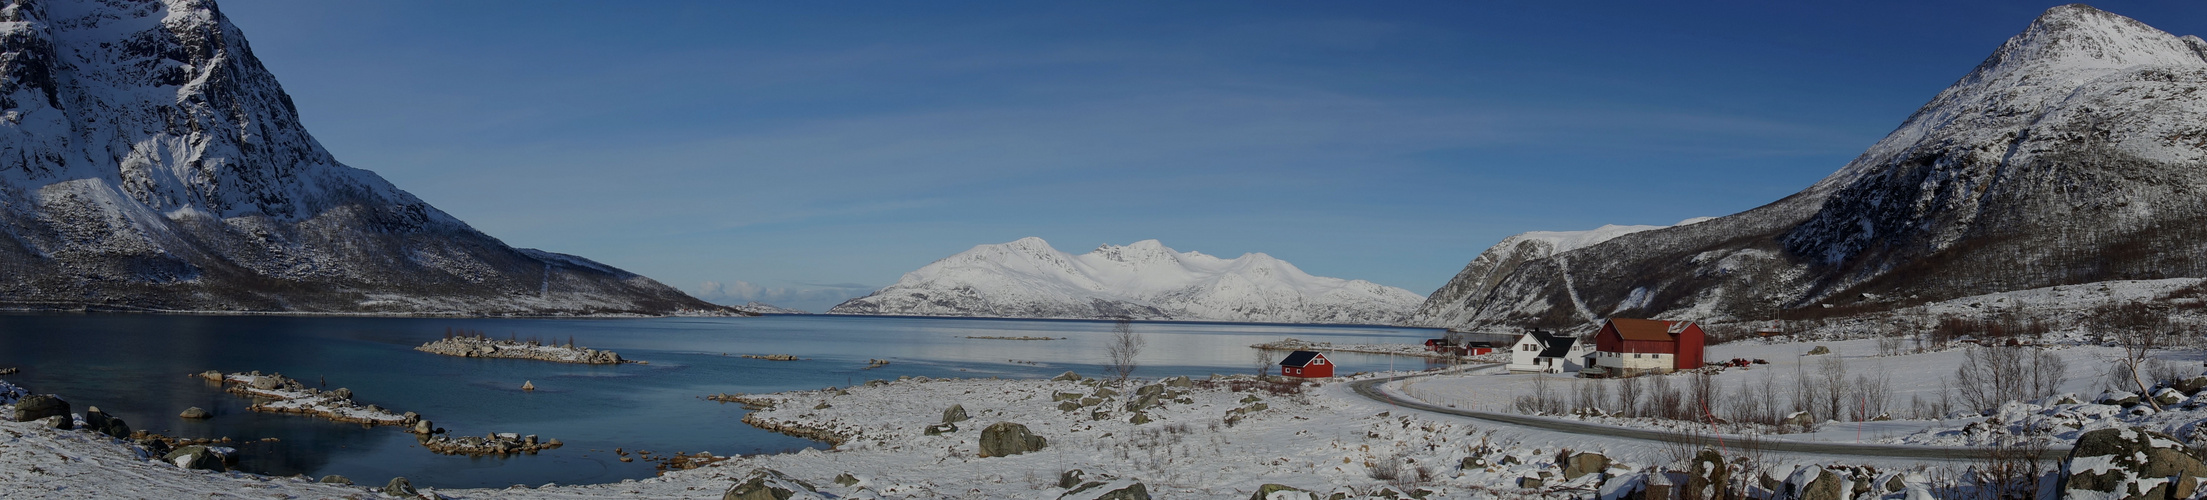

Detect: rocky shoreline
[414, 334, 637, 365]
[204, 371, 418, 427]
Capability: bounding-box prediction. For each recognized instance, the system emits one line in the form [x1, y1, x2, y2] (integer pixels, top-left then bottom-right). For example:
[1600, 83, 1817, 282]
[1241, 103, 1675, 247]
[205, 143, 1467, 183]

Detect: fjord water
[0, 313, 1437, 488]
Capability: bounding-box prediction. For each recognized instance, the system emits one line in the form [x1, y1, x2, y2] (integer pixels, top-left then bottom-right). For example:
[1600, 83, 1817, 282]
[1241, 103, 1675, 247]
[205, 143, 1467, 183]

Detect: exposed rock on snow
[0, 0, 730, 316]
[2056, 427, 2207, 499]
[977, 421, 1048, 457]
[831, 238, 1425, 324]
[1411, 5, 2207, 332]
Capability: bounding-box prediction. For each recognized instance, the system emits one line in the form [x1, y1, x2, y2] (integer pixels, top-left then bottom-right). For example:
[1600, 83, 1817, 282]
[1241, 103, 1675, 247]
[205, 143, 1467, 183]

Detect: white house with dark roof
[1507, 331, 1590, 373]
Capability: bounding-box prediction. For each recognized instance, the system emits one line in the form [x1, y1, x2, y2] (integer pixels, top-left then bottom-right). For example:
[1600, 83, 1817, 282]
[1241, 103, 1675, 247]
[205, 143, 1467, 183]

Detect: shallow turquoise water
[0, 313, 1437, 488]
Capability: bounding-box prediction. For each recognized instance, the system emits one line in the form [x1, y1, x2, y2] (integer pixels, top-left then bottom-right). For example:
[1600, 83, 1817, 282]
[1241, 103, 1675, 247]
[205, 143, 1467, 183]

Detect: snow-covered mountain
[0, 0, 726, 315]
[1411, 4, 2207, 331]
[830, 237, 1425, 324]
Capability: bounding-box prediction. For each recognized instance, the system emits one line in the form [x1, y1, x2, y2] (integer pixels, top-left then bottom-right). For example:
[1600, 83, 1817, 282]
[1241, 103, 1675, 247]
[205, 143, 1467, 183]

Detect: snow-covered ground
[0, 356, 2132, 499]
[1392, 337, 2207, 448]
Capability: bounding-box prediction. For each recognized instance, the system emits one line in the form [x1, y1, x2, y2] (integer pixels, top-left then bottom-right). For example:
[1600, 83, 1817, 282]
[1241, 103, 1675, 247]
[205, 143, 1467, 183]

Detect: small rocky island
[415, 331, 635, 365]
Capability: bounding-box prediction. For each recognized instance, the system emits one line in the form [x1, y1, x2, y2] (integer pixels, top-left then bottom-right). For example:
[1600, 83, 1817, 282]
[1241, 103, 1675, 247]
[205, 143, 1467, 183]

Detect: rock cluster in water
[415, 335, 631, 364]
[421, 432, 562, 456]
[205, 371, 416, 427]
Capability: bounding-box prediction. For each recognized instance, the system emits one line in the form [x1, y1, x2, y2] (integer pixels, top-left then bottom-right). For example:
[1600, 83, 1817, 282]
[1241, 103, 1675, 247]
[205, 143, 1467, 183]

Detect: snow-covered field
[1393, 337, 2207, 448]
[2, 345, 2152, 499]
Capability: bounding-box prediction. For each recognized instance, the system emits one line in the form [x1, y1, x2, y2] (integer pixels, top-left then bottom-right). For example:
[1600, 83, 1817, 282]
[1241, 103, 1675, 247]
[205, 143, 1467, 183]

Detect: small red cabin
[1279, 350, 1334, 378]
[1424, 339, 1496, 356]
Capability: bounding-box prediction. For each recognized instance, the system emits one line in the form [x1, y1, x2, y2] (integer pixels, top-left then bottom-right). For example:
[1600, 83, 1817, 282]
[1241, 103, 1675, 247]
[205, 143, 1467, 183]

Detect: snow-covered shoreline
[0, 339, 2188, 498]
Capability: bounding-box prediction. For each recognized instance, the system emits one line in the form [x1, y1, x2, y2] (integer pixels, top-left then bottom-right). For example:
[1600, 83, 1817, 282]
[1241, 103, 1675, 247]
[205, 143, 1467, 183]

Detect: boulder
[978, 422, 1047, 458]
[1052, 371, 1083, 382]
[330, 388, 352, 399]
[383, 477, 418, 496]
[250, 376, 285, 390]
[1805, 346, 1831, 355]
[162, 446, 226, 471]
[33, 415, 70, 430]
[1128, 412, 1151, 425]
[1784, 467, 1844, 500]
[199, 370, 224, 381]
[1163, 376, 1194, 388]
[942, 404, 969, 423]
[2097, 391, 2142, 407]
[136, 437, 172, 457]
[834, 473, 859, 486]
[1682, 449, 1728, 500]
[724, 469, 822, 500]
[14, 394, 68, 423]
[1059, 469, 1087, 488]
[1053, 392, 1084, 402]
[1058, 401, 1082, 412]
[319, 475, 353, 485]
[1250, 484, 1316, 500]
[1518, 477, 1543, 488]
[2057, 427, 2207, 499]
[2178, 376, 2207, 395]
[179, 407, 211, 419]
[84, 406, 130, 439]
[924, 423, 957, 436]
[1059, 480, 1150, 500]
[1558, 451, 1609, 481]
[1092, 388, 1119, 398]
[414, 419, 436, 434]
[2154, 388, 2185, 406]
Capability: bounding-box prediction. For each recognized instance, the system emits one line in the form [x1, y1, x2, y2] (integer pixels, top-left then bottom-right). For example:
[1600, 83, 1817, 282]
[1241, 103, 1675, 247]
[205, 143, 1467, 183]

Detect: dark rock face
[13, 394, 67, 423]
[1410, 5, 2207, 331]
[0, 0, 732, 316]
[977, 421, 1047, 458]
[2058, 427, 2207, 499]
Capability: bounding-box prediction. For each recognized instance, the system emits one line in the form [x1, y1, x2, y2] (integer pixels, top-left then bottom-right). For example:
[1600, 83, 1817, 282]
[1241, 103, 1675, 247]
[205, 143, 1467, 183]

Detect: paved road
[1348, 370, 2071, 462]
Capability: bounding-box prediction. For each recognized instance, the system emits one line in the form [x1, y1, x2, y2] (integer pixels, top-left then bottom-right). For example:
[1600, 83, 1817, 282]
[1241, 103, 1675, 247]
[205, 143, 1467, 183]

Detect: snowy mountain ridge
[0, 0, 725, 315]
[830, 237, 1425, 324]
[1410, 4, 2207, 332]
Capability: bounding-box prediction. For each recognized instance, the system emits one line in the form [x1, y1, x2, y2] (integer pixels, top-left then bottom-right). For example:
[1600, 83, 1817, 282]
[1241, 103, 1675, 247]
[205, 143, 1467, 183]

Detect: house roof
[1608, 318, 1683, 342]
[1529, 331, 1576, 359]
[1280, 350, 1324, 367]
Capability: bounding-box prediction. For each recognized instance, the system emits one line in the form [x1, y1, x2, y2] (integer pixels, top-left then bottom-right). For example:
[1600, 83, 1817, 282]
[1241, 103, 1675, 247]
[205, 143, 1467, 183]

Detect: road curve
[1347, 370, 2071, 462]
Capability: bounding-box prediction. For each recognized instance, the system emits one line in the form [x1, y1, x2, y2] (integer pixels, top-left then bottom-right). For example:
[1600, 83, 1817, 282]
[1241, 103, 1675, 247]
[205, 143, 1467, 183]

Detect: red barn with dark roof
[1279, 350, 1333, 378]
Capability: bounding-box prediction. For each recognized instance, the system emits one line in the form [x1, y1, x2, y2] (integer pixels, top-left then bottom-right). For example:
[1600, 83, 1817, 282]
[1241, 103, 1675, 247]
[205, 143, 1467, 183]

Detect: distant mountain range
[0, 0, 727, 315]
[1411, 4, 2207, 331]
[830, 237, 1424, 324]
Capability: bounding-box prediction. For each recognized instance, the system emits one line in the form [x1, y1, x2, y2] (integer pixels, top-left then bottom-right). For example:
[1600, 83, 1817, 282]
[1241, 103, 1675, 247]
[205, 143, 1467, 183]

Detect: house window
[1313, 359, 1325, 365]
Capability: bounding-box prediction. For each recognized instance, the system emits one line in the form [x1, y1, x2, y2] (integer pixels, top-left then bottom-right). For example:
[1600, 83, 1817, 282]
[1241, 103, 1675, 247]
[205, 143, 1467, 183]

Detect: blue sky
[219, 1, 2207, 312]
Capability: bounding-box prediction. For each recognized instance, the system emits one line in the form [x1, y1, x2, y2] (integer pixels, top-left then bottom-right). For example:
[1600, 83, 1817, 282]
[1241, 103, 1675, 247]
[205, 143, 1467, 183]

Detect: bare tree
[1818, 356, 1849, 422]
[1250, 347, 1275, 379]
[1106, 319, 1146, 385]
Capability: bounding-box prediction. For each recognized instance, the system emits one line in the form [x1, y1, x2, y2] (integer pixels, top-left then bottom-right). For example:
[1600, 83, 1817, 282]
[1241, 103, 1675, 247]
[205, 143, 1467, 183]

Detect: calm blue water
[0, 313, 1437, 488]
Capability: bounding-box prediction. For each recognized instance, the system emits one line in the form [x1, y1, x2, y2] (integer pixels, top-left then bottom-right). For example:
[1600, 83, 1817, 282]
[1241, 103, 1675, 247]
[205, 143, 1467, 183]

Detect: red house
[1424, 338, 1497, 356]
[1279, 350, 1334, 378]
[1588, 318, 1706, 375]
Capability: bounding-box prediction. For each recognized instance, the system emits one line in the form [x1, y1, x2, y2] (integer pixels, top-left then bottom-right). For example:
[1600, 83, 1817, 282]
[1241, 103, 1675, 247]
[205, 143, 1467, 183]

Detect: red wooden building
[1588, 318, 1706, 375]
[1279, 350, 1334, 378]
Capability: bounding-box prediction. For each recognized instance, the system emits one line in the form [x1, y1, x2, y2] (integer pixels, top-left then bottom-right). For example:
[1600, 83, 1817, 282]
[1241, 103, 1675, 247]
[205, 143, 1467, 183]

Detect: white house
[1507, 331, 1591, 373]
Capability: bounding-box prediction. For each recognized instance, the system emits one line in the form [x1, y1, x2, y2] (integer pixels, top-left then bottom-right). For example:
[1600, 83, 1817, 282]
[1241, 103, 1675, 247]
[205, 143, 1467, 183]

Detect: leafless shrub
[1106, 319, 1145, 385]
[1818, 356, 1850, 422]
[1846, 371, 1892, 421]
[1972, 433, 2051, 500]
[1956, 345, 2067, 413]
[1513, 375, 1565, 415]
[1617, 375, 1645, 418]
[1250, 348, 1275, 378]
